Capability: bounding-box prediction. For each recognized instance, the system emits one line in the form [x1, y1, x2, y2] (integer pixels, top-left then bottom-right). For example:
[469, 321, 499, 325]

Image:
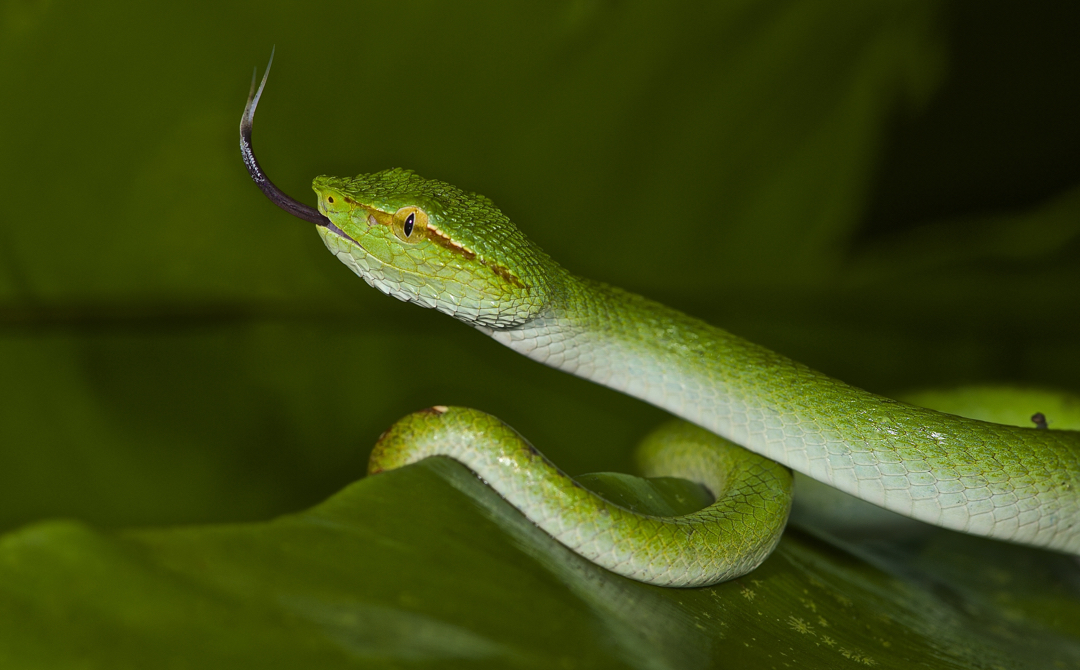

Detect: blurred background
[1, 0, 1077, 535]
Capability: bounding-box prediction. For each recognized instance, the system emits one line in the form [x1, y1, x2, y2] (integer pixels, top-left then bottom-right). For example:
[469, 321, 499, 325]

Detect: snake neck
[483, 273, 850, 447]
[479, 273, 1080, 555]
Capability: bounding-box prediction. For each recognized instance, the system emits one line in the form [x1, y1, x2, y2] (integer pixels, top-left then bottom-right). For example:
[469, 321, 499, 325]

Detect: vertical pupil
[403, 213, 415, 237]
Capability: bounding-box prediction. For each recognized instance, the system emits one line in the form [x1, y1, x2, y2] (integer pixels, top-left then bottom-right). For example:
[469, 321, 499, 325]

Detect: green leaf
[3, 458, 1079, 668]
[575, 473, 715, 517]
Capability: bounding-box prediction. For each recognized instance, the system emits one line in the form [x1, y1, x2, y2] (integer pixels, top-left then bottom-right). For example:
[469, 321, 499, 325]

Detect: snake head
[313, 170, 557, 329]
[241, 51, 558, 330]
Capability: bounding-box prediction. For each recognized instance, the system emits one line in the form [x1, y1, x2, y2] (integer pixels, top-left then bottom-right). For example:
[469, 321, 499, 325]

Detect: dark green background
[1, 1, 1078, 667]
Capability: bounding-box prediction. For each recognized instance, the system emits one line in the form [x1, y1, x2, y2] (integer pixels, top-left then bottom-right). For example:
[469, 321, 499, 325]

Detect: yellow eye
[392, 206, 428, 242]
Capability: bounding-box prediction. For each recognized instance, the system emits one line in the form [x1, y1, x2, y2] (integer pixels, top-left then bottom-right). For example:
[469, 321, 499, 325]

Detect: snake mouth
[320, 220, 362, 245]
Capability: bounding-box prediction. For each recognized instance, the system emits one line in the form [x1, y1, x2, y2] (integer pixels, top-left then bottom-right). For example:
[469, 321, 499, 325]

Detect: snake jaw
[319, 221, 363, 246]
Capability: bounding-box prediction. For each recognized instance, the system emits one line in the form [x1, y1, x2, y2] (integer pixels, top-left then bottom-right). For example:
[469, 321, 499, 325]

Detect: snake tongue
[240, 50, 344, 235]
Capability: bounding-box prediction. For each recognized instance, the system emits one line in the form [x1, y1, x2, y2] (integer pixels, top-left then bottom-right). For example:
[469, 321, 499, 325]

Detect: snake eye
[392, 206, 428, 242]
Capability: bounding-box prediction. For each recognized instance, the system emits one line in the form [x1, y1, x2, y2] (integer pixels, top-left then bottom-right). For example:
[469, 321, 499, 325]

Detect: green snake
[240, 55, 1080, 588]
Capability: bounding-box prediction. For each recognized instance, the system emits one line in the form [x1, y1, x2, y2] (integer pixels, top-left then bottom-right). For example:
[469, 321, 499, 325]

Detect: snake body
[241, 56, 1080, 587]
[372, 410, 792, 586]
